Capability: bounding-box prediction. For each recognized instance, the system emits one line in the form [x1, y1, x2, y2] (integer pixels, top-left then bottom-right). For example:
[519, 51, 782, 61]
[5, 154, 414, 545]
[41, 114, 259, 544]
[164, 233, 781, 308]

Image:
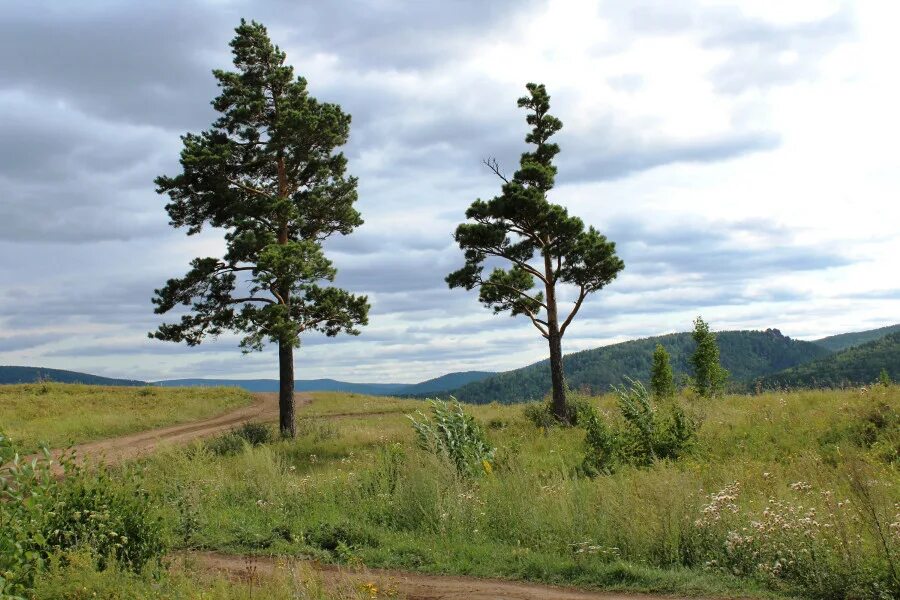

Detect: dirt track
[51, 392, 295, 466]
[189, 551, 702, 600]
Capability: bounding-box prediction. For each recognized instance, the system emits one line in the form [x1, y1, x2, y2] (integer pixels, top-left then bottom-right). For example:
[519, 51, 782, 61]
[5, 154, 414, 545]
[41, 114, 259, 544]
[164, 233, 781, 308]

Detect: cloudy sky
[1, 0, 898, 383]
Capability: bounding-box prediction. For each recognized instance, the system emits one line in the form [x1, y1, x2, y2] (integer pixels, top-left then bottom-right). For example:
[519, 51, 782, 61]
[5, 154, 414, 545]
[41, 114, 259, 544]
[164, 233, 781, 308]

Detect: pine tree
[879, 368, 892, 387]
[690, 317, 728, 398]
[447, 83, 624, 422]
[650, 343, 675, 399]
[150, 21, 369, 437]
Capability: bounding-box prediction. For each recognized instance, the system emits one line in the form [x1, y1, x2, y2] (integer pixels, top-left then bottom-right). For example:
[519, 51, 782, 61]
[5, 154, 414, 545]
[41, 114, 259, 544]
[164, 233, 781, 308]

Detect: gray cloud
[0, 0, 880, 382]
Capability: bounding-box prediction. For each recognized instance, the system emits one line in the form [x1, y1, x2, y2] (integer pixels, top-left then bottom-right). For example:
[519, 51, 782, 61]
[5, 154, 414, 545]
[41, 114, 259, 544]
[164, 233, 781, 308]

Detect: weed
[408, 399, 495, 476]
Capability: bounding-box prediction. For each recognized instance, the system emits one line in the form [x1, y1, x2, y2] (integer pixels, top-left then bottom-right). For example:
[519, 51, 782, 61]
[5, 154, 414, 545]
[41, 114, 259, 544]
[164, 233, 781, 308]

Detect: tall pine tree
[690, 316, 728, 398]
[447, 83, 624, 421]
[650, 343, 675, 400]
[151, 21, 368, 437]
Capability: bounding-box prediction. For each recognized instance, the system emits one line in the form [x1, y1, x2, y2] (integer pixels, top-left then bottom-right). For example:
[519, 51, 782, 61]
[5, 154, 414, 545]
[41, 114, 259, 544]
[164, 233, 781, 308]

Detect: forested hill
[759, 331, 900, 389]
[813, 323, 900, 352]
[443, 329, 831, 404]
[398, 371, 495, 395]
[0, 366, 146, 387]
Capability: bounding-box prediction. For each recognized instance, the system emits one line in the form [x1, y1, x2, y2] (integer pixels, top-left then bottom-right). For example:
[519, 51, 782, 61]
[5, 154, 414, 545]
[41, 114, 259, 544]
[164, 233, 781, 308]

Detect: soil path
[189, 551, 705, 600]
[49, 392, 301, 467]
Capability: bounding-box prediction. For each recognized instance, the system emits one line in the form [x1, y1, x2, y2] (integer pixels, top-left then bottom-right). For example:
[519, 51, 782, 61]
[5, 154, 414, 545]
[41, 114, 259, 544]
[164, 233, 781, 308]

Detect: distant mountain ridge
[760, 331, 900, 389]
[0, 366, 145, 387]
[155, 378, 409, 395]
[0, 367, 496, 396]
[3, 323, 897, 398]
[813, 323, 900, 352]
[439, 329, 832, 404]
[155, 371, 496, 396]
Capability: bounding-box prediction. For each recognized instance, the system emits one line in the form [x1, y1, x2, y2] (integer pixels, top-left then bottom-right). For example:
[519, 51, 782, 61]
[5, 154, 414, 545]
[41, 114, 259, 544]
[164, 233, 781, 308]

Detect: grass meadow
[4, 383, 898, 598]
[0, 383, 252, 454]
[126, 385, 900, 599]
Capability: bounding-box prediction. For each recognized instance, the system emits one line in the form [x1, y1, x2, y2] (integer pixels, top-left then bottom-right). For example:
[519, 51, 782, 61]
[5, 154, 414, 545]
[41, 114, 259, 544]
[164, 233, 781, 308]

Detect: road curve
[49, 392, 306, 467]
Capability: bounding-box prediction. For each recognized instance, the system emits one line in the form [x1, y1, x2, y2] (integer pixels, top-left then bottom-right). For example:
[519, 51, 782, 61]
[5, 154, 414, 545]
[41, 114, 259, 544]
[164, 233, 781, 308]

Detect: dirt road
[189, 552, 702, 600]
[50, 392, 299, 466]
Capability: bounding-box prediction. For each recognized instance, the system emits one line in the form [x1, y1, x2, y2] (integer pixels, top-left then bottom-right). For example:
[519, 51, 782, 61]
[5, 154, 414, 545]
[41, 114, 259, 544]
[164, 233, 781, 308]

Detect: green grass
[132, 386, 899, 599]
[7, 385, 898, 598]
[0, 383, 252, 454]
[31, 550, 370, 599]
[298, 391, 425, 417]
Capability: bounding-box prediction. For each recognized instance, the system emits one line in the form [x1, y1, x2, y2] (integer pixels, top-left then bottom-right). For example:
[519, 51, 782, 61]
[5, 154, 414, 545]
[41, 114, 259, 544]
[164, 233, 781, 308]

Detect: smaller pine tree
[650, 343, 675, 400]
[879, 368, 892, 387]
[690, 316, 728, 398]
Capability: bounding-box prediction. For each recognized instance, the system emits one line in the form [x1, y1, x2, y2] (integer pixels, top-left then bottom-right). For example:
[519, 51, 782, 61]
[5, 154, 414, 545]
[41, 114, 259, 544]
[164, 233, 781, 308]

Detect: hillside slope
[760, 331, 900, 389]
[399, 371, 495, 395]
[155, 378, 408, 395]
[0, 366, 145, 387]
[446, 329, 830, 404]
[814, 323, 900, 352]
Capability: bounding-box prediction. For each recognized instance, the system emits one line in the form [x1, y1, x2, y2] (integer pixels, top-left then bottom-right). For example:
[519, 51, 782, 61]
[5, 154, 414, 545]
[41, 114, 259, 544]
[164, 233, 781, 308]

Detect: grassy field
[124, 386, 900, 599]
[0, 383, 252, 454]
[4, 384, 898, 598]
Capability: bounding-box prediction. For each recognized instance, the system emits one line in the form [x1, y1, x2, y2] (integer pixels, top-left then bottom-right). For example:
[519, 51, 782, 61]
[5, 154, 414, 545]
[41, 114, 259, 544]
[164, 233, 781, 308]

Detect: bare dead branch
[482, 157, 510, 184]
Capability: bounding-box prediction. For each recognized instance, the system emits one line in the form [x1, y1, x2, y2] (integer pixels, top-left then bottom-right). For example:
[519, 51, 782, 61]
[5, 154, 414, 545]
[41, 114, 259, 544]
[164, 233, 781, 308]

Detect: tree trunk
[278, 339, 295, 438]
[547, 328, 568, 421]
[542, 251, 568, 422]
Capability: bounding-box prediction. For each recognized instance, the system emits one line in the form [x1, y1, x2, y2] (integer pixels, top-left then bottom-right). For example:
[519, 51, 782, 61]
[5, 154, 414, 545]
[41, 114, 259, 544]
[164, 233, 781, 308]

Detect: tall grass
[134, 386, 899, 598]
[0, 383, 252, 454]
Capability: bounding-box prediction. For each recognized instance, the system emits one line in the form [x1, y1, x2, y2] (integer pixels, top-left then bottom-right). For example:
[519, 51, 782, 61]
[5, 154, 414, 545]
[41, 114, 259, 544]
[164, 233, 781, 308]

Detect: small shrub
[580, 408, 623, 476]
[0, 432, 166, 597]
[487, 417, 508, 430]
[579, 379, 699, 476]
[304, 522, 377, 554]
[204, 433, 245, 456]
[205, 422, 274, 456]
[523, 401, 556, 430]
[408, 398, 495, 476]
[522, 396, 594, 429]
[235, 421, 273, 445]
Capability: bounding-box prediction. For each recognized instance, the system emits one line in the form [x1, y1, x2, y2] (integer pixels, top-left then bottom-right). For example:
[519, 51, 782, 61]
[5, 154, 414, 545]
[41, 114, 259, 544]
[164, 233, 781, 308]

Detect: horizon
[4, 321, 896, 385]
[2, 1, 899, 383]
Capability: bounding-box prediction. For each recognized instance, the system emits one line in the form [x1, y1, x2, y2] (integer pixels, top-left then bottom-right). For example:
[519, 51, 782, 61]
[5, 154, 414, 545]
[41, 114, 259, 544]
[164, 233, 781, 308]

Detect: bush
[205, 421, 274, 455]
[522, 396, 595, 429]
[409, 399, 495, 476]
[234, 421, 273, 445]
[580, 380, 699, 476]
[0, 433, 165, 597]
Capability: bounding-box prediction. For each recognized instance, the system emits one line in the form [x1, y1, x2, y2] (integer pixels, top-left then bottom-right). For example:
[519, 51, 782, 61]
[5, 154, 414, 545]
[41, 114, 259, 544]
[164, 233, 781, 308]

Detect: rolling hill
[155, 378, 408, 395]
[396, 371, 495, 395]
[155, 371, 496, 395]
[813, 323, 900, 352]
[0, 366, 146, 387]
[759, 331, 900, 389]
[441, 329, 832, 404]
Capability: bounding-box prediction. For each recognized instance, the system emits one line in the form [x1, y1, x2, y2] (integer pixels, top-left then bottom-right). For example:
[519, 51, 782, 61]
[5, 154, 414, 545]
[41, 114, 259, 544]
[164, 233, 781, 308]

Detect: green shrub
[522, 396, 595, 429]
[0, 433, 165, 598]
[409, 399, 495, 476]
[205, 422, 274, 456]
[235, 421, 273, 445]
[580, 380, 699, 475]
[204, 433, 245, 456]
